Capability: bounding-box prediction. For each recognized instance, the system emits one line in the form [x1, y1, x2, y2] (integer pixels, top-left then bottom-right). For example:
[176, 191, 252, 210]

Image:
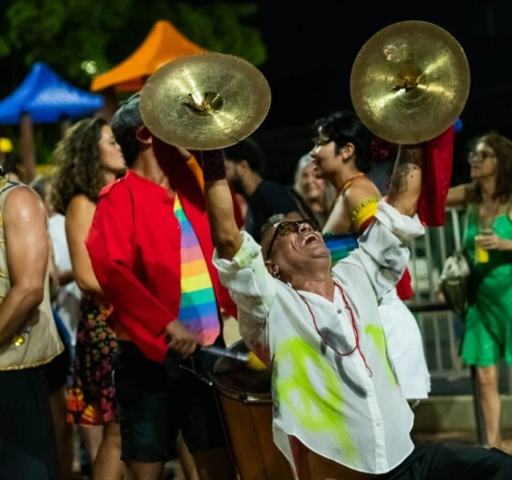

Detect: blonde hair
[294, 154, 335, 212]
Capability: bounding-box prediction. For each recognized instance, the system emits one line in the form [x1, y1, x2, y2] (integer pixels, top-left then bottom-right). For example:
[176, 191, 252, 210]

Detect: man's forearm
[58, 270, 74, 287]
[500, 239, 512, 251]
[0, 286, 44, 346]
[202, 151, 243, 260]
[387, 144, 424, 217]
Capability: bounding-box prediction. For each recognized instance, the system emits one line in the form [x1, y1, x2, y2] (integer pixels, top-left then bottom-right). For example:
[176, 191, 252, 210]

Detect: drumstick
[246, 351, 267, 371]
[200, 346, 267, 371]
[166, 333, 267, 371]
[200, 345, 250, 363]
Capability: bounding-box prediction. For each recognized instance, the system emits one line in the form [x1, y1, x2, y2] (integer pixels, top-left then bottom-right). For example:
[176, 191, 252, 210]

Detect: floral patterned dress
[67, 297, 117, 425]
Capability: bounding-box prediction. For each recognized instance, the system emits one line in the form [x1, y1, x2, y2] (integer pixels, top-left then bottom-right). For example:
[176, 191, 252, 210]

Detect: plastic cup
[475, 229, 493, 263]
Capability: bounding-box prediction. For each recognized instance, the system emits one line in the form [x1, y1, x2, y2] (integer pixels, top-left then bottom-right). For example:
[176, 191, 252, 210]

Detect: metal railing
[407, 208, 468, 381]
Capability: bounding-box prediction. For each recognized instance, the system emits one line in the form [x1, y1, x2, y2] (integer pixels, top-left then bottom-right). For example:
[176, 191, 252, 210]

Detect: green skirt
[461, 265, 512, 367]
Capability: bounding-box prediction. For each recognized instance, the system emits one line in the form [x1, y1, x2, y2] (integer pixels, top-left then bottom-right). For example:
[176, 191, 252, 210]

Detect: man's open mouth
[301, 233, 318, 246]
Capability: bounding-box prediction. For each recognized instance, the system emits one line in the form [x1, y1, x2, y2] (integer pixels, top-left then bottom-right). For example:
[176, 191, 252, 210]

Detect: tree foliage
[0, 0, 267, 91]
[168, 3, 266, 66]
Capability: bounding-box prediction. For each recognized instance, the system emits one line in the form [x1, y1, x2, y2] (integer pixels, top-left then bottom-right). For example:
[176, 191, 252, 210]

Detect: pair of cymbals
[140, 53, 271, 150]
[140, 20, 470, 148]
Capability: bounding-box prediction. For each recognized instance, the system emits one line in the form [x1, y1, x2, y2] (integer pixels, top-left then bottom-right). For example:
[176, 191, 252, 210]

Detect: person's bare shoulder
[3, 186, 46, 224]
[344, 178, 382, 214]
[66, 194, 96, 218]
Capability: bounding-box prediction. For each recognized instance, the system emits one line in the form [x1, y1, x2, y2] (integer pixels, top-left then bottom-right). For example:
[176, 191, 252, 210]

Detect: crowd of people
[0, 96, 512, 480]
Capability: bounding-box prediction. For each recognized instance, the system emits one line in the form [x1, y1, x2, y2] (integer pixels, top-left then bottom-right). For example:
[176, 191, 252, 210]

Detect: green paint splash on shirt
[274, 337, 357, 462]
[365, 324, 398, 386]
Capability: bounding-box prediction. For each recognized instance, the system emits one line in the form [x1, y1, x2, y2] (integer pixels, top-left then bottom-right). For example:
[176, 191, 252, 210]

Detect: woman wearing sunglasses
[447, 133, 512, 449]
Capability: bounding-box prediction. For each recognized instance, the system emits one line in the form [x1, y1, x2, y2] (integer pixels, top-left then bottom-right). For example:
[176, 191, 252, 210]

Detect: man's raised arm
[341, 144, 425, 301]
[387, 144, 424, 217]
[201, 150, 243, 260]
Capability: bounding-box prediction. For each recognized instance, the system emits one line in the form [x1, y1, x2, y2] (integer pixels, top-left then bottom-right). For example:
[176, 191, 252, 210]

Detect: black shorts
[383, 444, 512, 480]
[43, 315, 72, 395]
[0, 367, 60, 480]
[43, 346, 71, 395]
[113, 341, 227, 463]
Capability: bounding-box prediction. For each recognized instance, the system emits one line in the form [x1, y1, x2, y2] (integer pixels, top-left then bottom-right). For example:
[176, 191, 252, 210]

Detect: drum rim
[213, 375, 272, 404]
[212, 340, 272, 404]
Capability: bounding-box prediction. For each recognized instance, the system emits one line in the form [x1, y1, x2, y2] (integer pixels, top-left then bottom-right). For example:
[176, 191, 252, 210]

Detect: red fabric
[396, 268, 413, 301]
[417, 126, 455, 227]
[358, 217, 374, 234]
[86, 146, 237, 364]
[371, 136, 398, 164]
[231, 185, 244, 229]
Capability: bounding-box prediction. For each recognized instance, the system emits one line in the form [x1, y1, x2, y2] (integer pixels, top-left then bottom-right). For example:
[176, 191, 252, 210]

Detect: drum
[213, 341, 294, 480]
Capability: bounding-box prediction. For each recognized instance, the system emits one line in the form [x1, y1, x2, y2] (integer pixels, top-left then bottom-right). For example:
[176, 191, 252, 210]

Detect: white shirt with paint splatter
[213, 202, 425, 475]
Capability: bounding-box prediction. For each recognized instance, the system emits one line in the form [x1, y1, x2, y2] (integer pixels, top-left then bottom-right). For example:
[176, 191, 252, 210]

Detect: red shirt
[86, 162, 237, 363]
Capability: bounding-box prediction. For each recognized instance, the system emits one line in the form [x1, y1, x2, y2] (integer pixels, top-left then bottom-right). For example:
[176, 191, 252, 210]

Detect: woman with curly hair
[52, 117, 126, 479]
[448, 132, 512, 449]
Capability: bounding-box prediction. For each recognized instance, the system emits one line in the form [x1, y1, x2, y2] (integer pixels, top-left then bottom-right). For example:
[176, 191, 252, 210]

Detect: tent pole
[60, 117, 71, 138]
[20, 113, 36, 184]
[99, 87, 118, 122]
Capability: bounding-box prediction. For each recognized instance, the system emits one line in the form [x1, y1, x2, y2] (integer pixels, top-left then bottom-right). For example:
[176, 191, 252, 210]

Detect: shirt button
[337, 309, 342, 314]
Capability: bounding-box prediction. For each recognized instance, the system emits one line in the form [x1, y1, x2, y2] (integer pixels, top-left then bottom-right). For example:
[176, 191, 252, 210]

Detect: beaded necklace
[295, 281, 373, 377]
[340, 172, 365, 195]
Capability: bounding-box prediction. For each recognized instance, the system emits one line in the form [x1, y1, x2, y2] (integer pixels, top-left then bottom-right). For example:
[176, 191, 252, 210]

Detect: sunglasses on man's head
[266, 219, 320, 260]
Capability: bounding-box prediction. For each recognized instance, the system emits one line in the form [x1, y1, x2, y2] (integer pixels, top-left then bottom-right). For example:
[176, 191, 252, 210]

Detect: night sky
[211, 0, 512, 185]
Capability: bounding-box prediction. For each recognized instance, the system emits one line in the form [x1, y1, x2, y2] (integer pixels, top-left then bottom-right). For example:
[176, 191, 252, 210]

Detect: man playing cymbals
[180, 145, 512, 480]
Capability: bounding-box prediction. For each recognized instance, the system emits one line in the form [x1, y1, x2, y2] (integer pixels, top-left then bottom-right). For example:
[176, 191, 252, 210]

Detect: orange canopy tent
[91, 20, 206, 93]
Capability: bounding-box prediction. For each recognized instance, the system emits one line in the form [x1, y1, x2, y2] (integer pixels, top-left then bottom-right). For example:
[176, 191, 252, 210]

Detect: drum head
[213, 341, 271, 403]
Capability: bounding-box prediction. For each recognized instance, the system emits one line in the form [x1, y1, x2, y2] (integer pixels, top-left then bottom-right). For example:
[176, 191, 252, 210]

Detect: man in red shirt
[86, 93, 237, 480]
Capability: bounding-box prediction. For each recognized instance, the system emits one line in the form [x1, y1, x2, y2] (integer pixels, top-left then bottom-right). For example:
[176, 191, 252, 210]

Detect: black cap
[110, 92, 142, 141]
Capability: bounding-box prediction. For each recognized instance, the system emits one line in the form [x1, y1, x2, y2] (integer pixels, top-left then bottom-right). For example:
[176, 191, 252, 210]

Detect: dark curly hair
[223, 138, 266, 174]
[475, 132, 512, 203]
[52, 118, 108, 215]
[312, 111, 372, 173]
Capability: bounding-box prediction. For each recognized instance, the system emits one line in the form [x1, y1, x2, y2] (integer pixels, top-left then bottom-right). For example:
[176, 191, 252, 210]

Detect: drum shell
[213, 341, 294, 480]
[218, 394, 294, 480]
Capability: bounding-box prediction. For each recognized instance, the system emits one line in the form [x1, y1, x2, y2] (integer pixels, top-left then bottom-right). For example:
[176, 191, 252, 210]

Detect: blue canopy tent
[0, 62, 103, 182]
[0, 62, 103, 124]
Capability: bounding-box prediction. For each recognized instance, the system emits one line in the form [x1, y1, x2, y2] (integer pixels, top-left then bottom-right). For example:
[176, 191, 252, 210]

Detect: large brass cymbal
[350, 21, 470, 144]
[139, 52, 271, 150]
